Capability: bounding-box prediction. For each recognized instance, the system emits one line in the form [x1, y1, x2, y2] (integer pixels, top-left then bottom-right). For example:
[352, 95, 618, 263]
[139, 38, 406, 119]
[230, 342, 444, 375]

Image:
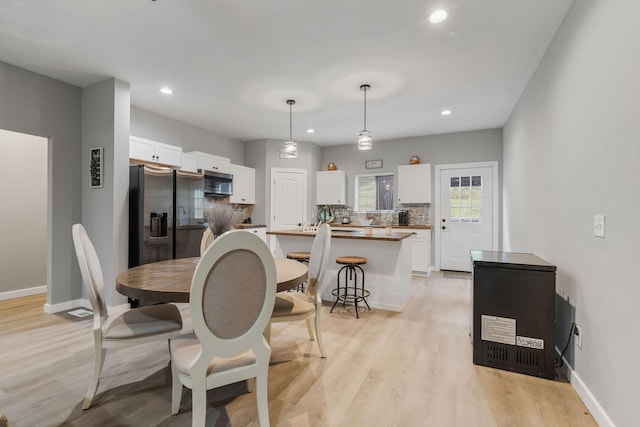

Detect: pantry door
[435, 162, 498, 272]
[270, 167, 307, 231]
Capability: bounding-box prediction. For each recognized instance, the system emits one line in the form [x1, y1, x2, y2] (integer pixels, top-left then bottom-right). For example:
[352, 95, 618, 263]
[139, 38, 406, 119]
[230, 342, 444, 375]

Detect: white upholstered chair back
[199, 226, 214, 256]
[305, 223, 332, 299]
[72, 223, 108, 324]
[192, 229, 276, 359]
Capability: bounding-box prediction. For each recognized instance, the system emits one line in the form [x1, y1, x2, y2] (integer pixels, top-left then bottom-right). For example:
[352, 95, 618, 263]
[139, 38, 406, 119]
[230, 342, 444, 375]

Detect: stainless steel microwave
[203, 170, 233, 196]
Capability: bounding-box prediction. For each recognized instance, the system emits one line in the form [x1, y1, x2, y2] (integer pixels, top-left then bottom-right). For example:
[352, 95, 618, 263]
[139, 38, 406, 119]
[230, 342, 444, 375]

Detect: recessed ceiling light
[441, 109, 452, 116]
[306, 129, 315, 134]
[160, 87, 173, 95]
[429, 10, 448, 24]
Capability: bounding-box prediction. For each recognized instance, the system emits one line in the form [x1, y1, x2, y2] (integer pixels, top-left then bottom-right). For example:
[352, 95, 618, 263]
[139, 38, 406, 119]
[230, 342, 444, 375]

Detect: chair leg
[191, 376, 208, 427]
[255, 367, 270, 426]
[305, 318, 314, 341]
[170, 362, 182, 415]
[83, 345, 106, 409]
[314, 308, 327, 358]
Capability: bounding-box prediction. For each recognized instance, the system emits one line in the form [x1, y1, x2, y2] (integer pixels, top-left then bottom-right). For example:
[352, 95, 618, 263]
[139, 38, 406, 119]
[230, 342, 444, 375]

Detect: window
[449, 175, 482, 222]
[355, 173, 394, 211]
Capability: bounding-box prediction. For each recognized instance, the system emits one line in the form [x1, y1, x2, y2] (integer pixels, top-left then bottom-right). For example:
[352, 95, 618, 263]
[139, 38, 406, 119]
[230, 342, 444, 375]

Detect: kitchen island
[268, 227, 413, 312]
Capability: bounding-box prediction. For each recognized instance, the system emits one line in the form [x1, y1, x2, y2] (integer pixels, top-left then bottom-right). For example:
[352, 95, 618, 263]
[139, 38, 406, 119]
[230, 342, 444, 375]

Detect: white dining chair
[71, 223, 183, 409]
[170, 230, 276, 427]
[199, 226, 214, 256]
[265, 223, 332, 358]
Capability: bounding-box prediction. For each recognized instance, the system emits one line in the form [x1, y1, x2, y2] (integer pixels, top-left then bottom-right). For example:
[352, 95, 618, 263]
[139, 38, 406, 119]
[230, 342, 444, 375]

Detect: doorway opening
[0, 128, 49, 300]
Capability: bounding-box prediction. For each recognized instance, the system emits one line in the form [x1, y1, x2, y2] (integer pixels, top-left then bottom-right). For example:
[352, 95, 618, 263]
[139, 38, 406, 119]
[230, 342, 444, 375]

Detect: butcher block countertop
[233, 224, 267, 229]
[330, 223, 432, 230]
[267, 228, 413, 242]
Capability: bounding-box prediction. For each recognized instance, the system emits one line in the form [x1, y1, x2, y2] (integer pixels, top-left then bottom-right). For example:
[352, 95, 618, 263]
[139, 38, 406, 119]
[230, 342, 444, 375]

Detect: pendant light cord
[286, 99, 295, 141]
[363, 86, 367, 130]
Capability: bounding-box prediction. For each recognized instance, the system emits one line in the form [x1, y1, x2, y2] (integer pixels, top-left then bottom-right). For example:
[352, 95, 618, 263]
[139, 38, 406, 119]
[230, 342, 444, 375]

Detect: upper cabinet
[181, 152, 198, 173]
[187, 151, 231, 174]
[317, 170, 347, 205]
[230, 164, 256, 204]
[397, 163, 431, 204]
[130, 136, 182, 168]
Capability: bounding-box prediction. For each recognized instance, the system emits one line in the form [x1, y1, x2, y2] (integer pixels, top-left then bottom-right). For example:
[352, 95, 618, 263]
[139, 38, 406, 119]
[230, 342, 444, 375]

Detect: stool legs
[330, 264, 370, 318]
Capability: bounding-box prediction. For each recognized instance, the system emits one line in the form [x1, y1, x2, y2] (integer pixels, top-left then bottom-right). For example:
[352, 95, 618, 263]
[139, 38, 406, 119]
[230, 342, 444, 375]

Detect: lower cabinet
[409, 228, 431, 276]
[242, 226, 267, 244]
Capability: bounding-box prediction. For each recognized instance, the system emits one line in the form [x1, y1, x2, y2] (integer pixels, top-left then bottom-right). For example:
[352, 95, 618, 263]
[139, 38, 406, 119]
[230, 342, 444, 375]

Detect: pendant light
[357, 84, 372, 150]
[282, 99, 298, 158]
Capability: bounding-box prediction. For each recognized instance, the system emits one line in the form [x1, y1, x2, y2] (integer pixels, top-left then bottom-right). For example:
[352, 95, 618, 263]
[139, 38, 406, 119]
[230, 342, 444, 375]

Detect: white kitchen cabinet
[130, 135, 182, 167]
[243, 226, 267, 243]
[187, 151, 230, 173]
[230, 163, 255, 204]
[317, 170, 346, 205]
[181, 152, 198, 173]
[407, 228, 432, 275]
[397, 163, 431, 204]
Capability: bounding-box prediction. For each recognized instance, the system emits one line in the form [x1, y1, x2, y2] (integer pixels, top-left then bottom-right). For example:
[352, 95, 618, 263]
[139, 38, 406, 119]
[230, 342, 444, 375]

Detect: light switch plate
[593, 215, 605, 237]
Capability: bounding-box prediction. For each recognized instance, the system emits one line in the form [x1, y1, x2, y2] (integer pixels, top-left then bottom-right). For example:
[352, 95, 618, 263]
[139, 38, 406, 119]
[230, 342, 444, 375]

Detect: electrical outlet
[575, 324, 583, 349]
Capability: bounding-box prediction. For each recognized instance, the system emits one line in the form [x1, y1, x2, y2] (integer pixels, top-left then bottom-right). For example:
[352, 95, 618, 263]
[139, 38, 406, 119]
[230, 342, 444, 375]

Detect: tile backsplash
[331, 204, 430, 226]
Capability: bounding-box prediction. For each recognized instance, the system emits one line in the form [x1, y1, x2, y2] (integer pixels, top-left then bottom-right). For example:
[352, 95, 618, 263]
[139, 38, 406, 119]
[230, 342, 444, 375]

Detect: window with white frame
[355, 172, 395, 211]
[449, 175, 482, 222]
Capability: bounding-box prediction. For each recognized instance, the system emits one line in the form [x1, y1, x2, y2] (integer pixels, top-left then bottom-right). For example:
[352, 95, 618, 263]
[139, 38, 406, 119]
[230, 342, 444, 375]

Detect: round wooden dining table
[116, 257, 308, 303]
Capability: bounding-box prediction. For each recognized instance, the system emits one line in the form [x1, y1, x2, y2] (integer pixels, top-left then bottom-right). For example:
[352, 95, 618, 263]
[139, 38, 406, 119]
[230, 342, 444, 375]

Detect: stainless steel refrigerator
[174, 169, 207, 259]
[129, 165, 205, 268]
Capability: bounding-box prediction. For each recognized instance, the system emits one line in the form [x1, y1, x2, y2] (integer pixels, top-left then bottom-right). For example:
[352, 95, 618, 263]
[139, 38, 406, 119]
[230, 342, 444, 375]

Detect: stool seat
[287, 251, 311, 261]
[286, 251, 310, 292]
[336, 256, 367, 265]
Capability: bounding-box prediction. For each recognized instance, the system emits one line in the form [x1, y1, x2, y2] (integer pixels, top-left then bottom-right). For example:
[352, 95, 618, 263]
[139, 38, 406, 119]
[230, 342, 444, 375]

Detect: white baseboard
[0, 285, 46, 301]
[558, 351, 616, 427]
[43, 298, 90, 314]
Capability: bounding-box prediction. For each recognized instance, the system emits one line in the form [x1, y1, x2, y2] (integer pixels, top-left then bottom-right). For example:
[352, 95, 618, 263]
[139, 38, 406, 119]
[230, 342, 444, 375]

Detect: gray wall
[0, 130, 47, 294]
[81, 78, 131, 308]
[503, 0, 639, 425]
[0, 61, 83, 308]
[244, 139, 323, 226]
[131, 106, 245, 164]
[321, 129, 503, 210]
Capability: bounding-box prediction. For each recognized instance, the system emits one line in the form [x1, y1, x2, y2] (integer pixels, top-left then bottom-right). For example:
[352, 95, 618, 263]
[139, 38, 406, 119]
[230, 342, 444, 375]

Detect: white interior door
[270, 168, 307, 231]
[436, 162, 498, 272]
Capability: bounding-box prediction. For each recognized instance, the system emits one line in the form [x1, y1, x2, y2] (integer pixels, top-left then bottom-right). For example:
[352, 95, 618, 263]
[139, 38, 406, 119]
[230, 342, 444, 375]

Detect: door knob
[442, 225, 446, 230]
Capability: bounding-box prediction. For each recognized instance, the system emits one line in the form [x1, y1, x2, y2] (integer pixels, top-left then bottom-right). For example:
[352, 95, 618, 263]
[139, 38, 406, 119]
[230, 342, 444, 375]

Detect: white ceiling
[0, 0, 574, 146]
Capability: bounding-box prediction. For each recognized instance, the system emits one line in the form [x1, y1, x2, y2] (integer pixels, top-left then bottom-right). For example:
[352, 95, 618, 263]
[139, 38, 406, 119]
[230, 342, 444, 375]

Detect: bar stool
[330, 256, 370, 318]
[286, 251, 310, 292]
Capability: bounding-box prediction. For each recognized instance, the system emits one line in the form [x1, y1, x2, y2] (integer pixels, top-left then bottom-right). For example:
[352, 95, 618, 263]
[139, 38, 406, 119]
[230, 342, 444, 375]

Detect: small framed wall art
[90, 147, 103, 188]
[365, 159, 383, 169]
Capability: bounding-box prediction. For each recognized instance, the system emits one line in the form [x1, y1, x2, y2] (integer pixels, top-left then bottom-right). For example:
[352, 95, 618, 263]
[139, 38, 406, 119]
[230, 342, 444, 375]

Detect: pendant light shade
[282, 99, 298, 158]
[357, 84, 372, 150]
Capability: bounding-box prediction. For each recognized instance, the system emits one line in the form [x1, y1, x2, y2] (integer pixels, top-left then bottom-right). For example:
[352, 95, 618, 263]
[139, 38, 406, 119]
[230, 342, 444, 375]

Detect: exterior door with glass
[437, 162, 498, 272]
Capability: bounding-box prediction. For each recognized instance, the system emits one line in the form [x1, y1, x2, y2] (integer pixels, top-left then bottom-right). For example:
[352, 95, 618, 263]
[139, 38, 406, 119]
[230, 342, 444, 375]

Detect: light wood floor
[0, 273, 597, 427]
